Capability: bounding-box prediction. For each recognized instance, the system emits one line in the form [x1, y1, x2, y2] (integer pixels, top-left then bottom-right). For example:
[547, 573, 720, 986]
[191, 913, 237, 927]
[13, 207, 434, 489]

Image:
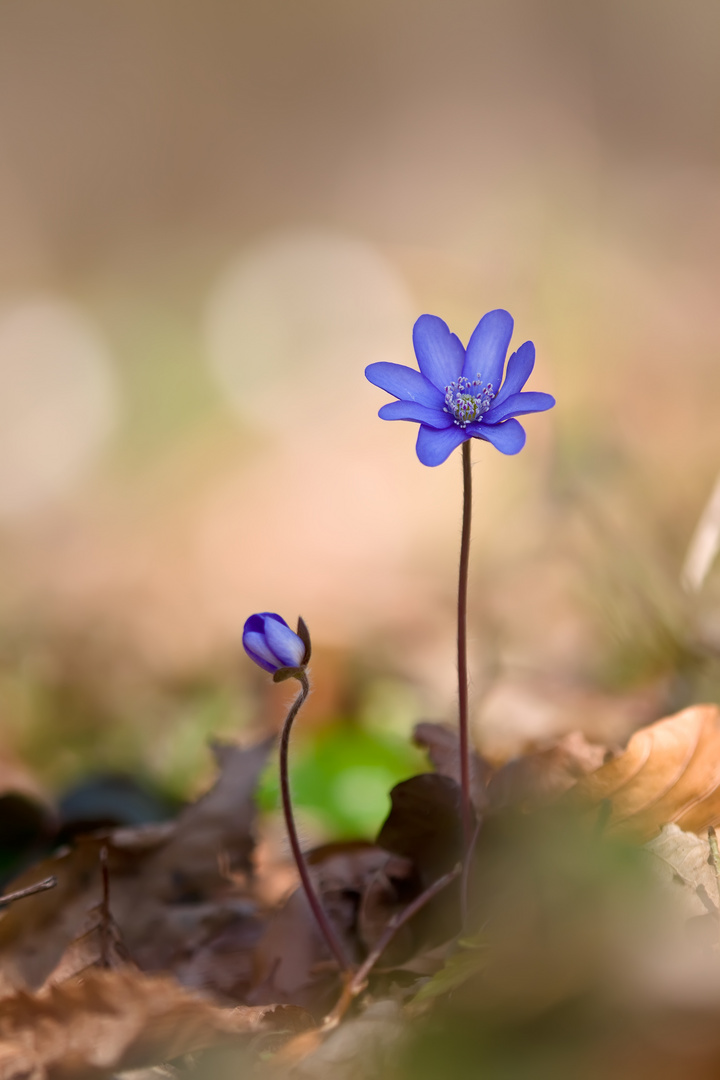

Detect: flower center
[443, 376, 495, 427]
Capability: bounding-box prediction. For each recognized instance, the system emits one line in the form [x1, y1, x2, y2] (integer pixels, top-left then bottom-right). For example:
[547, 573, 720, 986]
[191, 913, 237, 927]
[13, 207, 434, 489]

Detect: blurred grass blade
[682, 470, 720, 593]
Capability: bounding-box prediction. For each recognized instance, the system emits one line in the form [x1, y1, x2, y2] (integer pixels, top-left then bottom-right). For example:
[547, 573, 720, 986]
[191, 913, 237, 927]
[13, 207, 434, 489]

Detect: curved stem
[280, 672, 351, 974]
[457, 440, 474, 856]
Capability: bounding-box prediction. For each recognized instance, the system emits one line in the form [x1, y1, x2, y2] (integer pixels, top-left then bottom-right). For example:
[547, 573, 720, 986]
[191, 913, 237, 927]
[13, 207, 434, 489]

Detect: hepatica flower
[365, 309, 555, 466]
[242, 612, 308, 674]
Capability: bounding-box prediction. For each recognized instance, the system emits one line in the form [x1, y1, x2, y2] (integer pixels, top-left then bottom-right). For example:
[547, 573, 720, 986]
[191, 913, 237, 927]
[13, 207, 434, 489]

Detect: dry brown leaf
[172, 911, 265, 1000]
[138, 737, 274, 901]
[0, 840, 105, 995]
[43, 903, 133, 988]
[0, 738, 272, 993]
[250, 843, 395, 1015]
[488, 731, 608, 811]
[249, 883, 339, 1017]
[377, 775, 462, 887]
[0, 967, 310, 1080]
[413, 722, 491, 811]
[414, 722, 606, 816]
[569, 704, 720, 841]
[357, 853, 417, 962]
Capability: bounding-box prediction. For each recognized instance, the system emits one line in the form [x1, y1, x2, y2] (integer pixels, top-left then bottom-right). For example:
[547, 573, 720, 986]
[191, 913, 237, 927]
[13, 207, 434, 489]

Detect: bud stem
[280, 671, 351, 974]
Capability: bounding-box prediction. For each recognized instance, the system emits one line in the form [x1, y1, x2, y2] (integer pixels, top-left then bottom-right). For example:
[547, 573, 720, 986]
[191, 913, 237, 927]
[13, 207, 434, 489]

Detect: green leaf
[413, 933, 490, 1001]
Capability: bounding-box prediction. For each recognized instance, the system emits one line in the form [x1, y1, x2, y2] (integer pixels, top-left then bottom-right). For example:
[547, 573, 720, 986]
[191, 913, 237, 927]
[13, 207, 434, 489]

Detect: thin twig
[0, 875, 56, 910]
[321, 863, 462, 1033]
[99, 845, 112, 967]
[280, 672, 351, 974]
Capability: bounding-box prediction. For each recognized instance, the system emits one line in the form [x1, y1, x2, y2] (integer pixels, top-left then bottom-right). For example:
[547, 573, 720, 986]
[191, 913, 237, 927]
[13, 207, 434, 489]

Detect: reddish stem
[280, 672, 351, 974]
[457, 440, 474, 859]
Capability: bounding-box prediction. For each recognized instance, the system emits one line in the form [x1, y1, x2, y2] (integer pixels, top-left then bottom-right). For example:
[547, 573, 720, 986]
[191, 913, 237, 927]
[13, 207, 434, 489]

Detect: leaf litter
[5, 706, 720, 1076]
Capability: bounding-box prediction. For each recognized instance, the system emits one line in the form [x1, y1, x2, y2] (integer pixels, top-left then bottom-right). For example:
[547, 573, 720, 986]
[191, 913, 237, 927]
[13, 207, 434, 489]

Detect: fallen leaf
[249, 843, 407, 1016]
[376, 775, 463, 888]
[568, 704, 720, 841]
[488, 731, 608, 812]
[0, 839, 106, 995]
[645, 823, 720, 934]
[308, 842, 415, 959]
[248, 883, 340, 1017]
[0, 738, 272, 992]
[413, 723, 606, 818]
[357, 853, 417, 962]
[412, 723, 491, 812]
[43, 901, 133, 988]
[172, 910, 266, 1001]
[0, 967, 310, 1080]
[372, 776, 463, 956]
[141, 737, 274, 901]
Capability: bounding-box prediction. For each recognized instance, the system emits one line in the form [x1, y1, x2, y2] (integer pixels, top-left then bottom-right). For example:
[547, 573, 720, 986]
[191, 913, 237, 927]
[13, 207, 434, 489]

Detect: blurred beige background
[0, 0, 719, 782]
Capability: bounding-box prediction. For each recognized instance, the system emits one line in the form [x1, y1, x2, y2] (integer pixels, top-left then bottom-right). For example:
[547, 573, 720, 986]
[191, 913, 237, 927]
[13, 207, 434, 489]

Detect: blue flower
[243, 612, 308, 674]
[365, 310, 555, 466]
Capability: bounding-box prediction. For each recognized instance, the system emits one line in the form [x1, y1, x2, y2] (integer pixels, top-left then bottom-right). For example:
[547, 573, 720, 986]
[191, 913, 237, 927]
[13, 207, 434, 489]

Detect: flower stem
[280, 672, 351, 974]
[458, 440, 474, 859]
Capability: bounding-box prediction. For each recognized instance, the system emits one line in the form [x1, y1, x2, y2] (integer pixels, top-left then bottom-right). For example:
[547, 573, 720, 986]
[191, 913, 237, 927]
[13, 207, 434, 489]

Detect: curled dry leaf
[0, 967, 312, 1080]
[568, 704, 720, 842]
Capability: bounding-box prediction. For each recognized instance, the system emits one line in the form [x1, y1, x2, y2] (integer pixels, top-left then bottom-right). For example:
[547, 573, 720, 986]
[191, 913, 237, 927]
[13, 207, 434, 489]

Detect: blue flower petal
[264, 617, 306, 668]
[484, 391, 555, 425]
[492, 341, 535, 407]
[412, 315, 465, 391]
[243, 631, 281, 672]
[415, 423, 469, 467]
[470, 417, 526, 455]
[463, 309, 514, 389]
[378, 400, 453, 428]
[243, 613, 267, 636]
[260, 612, 289, 629]
[365, 362, 443, 407]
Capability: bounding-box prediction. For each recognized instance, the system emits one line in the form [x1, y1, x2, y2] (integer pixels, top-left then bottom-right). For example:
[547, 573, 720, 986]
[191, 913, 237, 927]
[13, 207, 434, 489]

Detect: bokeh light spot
[204, 228, 415, 430]
[0, 297, 118, 519]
